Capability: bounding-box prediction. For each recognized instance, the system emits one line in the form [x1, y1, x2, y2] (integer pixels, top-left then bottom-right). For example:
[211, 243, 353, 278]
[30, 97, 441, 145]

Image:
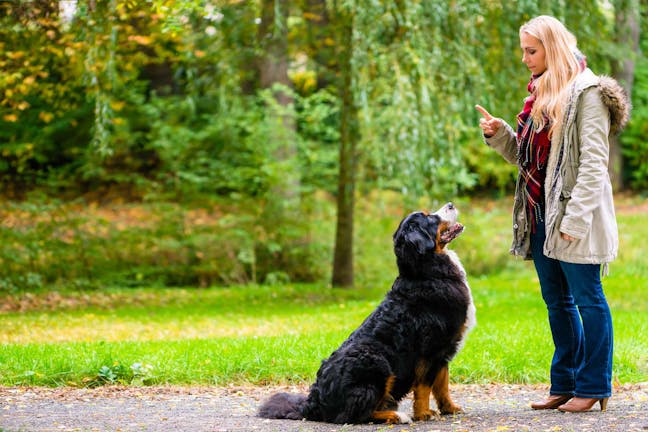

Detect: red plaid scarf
[517, 75, 550, 232]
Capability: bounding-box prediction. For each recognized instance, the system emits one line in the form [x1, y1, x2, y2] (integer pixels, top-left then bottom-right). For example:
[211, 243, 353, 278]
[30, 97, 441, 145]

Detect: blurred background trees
[0, 0, 645, 289]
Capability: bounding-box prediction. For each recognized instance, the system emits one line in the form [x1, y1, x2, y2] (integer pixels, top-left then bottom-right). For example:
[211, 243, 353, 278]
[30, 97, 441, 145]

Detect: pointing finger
[475, 104, 493, 120]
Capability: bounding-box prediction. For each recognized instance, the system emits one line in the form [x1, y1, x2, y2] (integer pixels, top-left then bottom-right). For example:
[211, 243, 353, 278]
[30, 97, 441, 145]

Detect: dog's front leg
[412, 384, 439, 421]
[432, 365, 463, 414]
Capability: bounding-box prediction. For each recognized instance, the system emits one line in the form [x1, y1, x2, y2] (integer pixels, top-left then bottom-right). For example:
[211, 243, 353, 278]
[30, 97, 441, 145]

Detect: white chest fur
[445, 249, 476, 353]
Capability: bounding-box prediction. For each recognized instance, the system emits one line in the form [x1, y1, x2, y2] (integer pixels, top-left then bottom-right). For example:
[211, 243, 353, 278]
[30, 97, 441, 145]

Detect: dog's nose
[448, 202, 454, 210]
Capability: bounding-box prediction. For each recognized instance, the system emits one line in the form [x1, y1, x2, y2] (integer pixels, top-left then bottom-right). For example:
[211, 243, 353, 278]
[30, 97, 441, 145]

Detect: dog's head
[393, 203, 464, 262]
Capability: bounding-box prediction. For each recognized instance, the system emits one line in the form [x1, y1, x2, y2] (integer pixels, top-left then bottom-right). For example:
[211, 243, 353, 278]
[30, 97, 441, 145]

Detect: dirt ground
[1, 383, 646, 432]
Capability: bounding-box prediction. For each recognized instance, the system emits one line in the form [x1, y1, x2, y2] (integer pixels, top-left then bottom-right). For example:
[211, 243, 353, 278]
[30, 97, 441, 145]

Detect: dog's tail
[257, 392, 308, 420]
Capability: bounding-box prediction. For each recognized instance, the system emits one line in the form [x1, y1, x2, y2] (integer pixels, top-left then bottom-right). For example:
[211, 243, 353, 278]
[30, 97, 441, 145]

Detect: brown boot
[531, 394, 573, 410]
[558, 397, 609, 412]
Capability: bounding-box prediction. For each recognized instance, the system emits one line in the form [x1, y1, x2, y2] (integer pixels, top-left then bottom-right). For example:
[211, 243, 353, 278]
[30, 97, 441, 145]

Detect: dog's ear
[394, 212, 436, 257]
[395, 226, 435, 256]
[404, 228, 435, 254]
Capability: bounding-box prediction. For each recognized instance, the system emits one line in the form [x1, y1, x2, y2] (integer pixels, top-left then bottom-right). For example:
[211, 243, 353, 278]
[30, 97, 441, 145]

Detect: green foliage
[0, 0, 635, 203]
[88, 362, 156, 387]
[0, 2, 89, 195]
[461, 133, 518, 197]
[295, 89, 341, 193]
[621, 73, 648, 191]
[620, 17, 648, 191]
[0, 1, 642, 284]
[354, 1, 484, 200]
[0, 195, 334, 291]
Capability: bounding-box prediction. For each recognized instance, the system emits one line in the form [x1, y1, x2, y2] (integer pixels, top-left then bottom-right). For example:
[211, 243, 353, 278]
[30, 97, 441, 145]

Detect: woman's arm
[484, 121, 518, 165]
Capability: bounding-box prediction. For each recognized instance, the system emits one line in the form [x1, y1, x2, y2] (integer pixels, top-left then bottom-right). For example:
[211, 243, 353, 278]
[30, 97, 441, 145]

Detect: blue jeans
[530, 220, 613, 398]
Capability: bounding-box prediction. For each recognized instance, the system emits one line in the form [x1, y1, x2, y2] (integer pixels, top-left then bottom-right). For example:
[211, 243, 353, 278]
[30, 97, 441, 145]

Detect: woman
[475, 15, 630, 412]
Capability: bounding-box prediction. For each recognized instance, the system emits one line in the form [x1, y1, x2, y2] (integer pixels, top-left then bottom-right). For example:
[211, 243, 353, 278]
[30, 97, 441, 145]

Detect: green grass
[0, 194, 646, 387]
[0, 270, 646, 387]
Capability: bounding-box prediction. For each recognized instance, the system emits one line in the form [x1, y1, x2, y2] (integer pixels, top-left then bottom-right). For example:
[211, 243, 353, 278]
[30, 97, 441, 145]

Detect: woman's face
[520, 32, 546, 75]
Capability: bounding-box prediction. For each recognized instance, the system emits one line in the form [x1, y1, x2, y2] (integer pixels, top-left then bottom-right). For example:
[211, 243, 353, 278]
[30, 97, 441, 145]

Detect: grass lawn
[1, 272, 646, 387]
[0, 195, 646, 387]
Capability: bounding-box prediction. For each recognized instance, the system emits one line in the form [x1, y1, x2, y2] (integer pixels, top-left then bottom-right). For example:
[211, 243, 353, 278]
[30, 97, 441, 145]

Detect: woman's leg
[530, 221, 582, 395]
[559, 261, 613, 398]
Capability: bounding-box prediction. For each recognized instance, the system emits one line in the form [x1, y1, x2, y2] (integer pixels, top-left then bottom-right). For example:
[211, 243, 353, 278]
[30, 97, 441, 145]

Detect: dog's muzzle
[435, 202, 464, 243]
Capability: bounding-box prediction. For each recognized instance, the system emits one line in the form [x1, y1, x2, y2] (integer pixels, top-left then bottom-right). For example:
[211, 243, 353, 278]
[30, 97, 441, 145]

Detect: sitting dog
[258, 203, 476, 424]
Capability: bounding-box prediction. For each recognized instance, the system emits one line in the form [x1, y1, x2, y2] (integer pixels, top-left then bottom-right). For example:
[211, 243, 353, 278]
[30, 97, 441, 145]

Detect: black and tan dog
[258, 203, 476, 424]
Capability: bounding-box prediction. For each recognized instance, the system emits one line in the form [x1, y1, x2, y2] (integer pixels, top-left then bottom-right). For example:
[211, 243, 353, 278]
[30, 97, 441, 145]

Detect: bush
[0, 197, 332, 292]
[620, 36, 648, 192]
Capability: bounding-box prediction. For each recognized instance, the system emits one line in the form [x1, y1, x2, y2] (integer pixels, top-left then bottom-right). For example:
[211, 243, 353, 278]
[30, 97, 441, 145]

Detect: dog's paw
[413, 409, 440, 421]
[395, 411, 413, 423]
[373, 410, 412, 424]
[439, 403, 463, 415]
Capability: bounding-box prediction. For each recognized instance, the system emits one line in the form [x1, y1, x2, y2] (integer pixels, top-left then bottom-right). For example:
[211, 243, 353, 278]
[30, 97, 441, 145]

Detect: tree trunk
[610, 0, 640, 191]
[258, 0, 292, 99]
[257, 0, 299, 202]
[256, 0, 300, 282]
[332, 10, 358, 288]
[303, 0, 337, 89]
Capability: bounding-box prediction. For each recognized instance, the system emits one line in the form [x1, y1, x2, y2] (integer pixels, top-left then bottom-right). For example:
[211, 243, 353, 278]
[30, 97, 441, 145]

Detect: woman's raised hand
[475, 105, 502, 137]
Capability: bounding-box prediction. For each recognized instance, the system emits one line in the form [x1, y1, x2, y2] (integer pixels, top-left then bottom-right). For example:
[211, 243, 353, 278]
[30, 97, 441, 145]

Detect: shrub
[0, 196, 332, 293]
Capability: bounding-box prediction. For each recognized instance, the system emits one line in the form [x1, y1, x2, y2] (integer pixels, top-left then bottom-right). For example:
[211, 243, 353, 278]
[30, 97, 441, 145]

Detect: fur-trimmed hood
[571, 69, 631, 135]
[597, 75, 631, 134]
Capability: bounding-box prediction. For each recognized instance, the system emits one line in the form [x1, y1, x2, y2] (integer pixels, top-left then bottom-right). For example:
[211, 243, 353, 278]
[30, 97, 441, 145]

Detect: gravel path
[1, 383, 646, 432]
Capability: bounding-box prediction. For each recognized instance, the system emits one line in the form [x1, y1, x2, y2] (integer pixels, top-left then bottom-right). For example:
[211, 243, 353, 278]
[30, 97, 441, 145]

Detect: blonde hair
[520, 16, 582, 137]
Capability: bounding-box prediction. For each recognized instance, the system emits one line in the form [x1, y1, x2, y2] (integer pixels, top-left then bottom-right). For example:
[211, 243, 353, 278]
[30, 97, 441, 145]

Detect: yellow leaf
[128, 35, 153, 45]
[110, 100, 126, 112]
[39, 111, 54, 123]
[7, 51, 25, 60]
[3, 114, 18, 122]
[17, 101, 30, 111]
[23, 76, 36, 85]
[195, 50, 206, 58]
[302, 12, 322, 22]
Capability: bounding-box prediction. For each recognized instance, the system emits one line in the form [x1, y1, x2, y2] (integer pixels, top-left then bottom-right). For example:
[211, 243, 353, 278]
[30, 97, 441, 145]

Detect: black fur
[258, 210, 472, 424]
[257, 393, 307, 420]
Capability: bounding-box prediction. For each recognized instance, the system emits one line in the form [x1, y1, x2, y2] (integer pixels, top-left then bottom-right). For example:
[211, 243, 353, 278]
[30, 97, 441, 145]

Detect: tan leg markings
[432, 365, 463, 414]
[371, 375, 409, 423]
[370, 410, 403, 424]
[376, 375, 396, 410]
[412, 383, 438, 421]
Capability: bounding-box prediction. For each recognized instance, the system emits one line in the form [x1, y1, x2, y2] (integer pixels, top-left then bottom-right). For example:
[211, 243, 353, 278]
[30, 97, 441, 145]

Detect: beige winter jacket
[485, 68, 630, 266]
